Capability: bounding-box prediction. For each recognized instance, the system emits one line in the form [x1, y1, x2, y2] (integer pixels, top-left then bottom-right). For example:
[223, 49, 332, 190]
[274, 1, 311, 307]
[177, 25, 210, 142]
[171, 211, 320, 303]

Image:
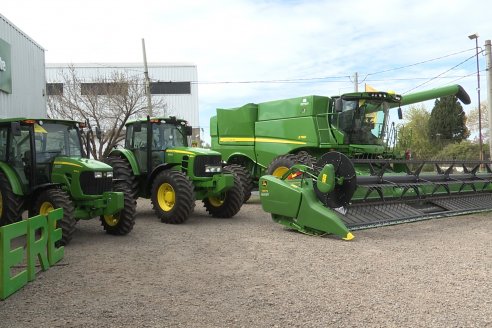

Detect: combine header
[212, 84, 492, 238]
[259, 152, 492, 239]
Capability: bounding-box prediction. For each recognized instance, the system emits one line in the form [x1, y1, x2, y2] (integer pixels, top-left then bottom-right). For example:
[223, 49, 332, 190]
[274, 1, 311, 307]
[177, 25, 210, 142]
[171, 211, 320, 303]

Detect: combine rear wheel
[203, 166, 244, 218]
[0, 172, 23, 226]
[103, 156, 139, 199]
[33, 189, 76, 246]
[151, 170, 195, 224]
[100, 182, 136, 235]
[225, 164, 253, 203]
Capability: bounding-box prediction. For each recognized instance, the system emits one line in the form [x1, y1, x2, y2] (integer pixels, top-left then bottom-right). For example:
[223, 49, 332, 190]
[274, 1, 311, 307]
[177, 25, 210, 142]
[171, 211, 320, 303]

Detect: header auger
[259, 152, 492, 239]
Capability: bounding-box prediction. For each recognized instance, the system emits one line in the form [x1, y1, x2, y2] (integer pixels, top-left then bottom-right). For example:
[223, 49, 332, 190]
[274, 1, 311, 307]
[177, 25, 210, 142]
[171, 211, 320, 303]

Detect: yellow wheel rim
[272, 166, 289, 178]
[208, 195, 225, 207]
[157, 183, 175, 212]
[103, 213, 120, 227]
[39, 202, 55, 215]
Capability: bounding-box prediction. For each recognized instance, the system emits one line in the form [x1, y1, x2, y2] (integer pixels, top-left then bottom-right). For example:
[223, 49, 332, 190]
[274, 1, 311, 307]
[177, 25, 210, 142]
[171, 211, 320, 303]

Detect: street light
[468, 33, 483, 161]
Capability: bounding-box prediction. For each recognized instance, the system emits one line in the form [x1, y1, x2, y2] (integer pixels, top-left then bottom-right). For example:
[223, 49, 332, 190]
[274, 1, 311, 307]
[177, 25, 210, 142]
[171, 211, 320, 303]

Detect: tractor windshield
[335, 99, 390, 145]
[34, 122, 82, 163]
[151, 123, 188, 150]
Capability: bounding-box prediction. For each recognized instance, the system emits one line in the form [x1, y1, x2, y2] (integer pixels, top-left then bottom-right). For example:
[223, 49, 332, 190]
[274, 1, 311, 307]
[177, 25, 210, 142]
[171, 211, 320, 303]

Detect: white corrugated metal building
[45, 63, 199, 128]
[0, 14, 46, 118]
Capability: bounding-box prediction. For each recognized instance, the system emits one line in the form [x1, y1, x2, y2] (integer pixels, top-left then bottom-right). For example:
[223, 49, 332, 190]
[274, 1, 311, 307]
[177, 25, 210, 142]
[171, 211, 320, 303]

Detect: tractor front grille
[80, 171, 113, 195]
[194, 155, 222, 177]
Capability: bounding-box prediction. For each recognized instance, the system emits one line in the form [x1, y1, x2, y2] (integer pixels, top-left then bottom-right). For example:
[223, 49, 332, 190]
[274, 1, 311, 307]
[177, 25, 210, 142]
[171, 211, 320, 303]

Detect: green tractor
[104, 116, 243, 224]
[0, 118, 136, 245]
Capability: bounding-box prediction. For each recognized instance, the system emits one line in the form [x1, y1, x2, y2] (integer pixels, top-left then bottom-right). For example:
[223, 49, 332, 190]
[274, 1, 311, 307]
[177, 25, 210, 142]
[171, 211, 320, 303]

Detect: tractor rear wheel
[225, 164, 254, 203]
[33, 188, 76, 246]
[100, 181, 136, 235]
[267, 154, 300, 178]
[203, 166, 244, 218]
[103, 156, 139, 199]
[0, 172, 23, 226]
[151, 170, 195, 224]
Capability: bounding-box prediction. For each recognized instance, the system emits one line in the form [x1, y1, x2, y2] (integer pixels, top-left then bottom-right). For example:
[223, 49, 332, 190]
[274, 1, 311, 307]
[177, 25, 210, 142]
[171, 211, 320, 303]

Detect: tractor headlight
[205, 165, 222, 173]
[106, 171, 113, 178]
[94, 172, 103, 178]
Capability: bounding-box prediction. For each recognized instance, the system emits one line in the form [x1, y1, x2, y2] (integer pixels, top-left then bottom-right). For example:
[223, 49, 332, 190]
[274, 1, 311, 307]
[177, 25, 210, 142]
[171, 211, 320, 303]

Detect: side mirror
[11, 122, 21, 136]
[397, 107, 403, 120]
[185, 126, 193, 136]
[334, 98, 343, 112]
[133, 122, 142, 132]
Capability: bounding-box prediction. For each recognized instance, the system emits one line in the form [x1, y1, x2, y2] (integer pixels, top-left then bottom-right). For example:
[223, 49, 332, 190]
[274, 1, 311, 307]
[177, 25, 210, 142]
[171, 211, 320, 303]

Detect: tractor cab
[125, 117, 192, 174]
[3, 119, 84, 191]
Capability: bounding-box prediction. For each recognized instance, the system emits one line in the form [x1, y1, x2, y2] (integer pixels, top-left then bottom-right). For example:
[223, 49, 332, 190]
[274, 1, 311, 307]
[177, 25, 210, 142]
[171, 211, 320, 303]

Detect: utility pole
[354, 72, 359, 92]
[142, 38, 153, 116]
[469, 33, 483, 162]
[486, 39, 492, 160]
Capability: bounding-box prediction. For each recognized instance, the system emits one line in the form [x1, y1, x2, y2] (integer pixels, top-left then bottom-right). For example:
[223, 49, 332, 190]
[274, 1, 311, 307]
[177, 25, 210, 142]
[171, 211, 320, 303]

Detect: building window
[80, 82, 128, 95]
[46, 83, 63, 95]
[150, 82, 191, 95]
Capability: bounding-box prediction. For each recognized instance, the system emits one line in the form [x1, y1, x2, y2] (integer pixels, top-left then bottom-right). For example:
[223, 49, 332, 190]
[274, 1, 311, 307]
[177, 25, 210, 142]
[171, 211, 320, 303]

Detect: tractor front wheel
[100, 181, 136, 235]
[203, 166, 244, 218]
[0, 172, 23, 226]
[33, 189, 76, 246]
[151, 170, 195, 224]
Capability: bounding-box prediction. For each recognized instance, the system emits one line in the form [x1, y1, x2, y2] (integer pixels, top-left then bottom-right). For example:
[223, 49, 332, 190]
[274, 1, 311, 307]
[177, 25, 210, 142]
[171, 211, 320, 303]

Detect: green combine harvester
[211, 85, 492, 238]
[0, 118, 136, 245]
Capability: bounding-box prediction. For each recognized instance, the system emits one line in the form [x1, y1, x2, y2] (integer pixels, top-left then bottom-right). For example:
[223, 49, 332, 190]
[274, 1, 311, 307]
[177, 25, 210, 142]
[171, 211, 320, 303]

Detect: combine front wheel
[33, 189, 76, 246]
[151, 170, 195, 224]
[203, 166, 244, 218]
[225, 164, 253, 203]
[267, 154, 300, 178]
[101, 182, 136, 235]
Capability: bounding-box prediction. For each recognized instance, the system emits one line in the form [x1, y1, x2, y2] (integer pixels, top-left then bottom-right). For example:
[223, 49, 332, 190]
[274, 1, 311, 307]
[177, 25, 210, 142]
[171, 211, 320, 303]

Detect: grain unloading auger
[259, 152, 492, 239]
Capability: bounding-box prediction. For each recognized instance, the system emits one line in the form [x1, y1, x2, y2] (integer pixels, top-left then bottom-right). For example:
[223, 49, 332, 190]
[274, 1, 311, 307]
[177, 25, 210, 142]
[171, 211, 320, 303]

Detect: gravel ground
[1, 195, 491, 328]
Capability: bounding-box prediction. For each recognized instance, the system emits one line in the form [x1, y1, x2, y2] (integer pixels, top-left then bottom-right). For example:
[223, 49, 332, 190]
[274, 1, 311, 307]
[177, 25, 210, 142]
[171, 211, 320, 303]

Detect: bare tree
[47, 66, 167, 159]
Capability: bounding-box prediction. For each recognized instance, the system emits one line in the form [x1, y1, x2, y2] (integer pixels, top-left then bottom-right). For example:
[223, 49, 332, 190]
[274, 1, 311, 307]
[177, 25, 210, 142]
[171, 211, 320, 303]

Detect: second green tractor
[105, 116, 244, 224]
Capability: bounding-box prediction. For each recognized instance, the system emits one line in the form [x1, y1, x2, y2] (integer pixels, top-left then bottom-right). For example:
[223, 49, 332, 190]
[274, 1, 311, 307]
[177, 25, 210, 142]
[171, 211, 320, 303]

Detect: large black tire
[266, 154, 300, 177]
[151, 170, 195, 224]
[225, 164, 254, 203]
[100, 181, 136, 235]
[0, 172, 23, 226]
[103, 156, 139, 199]
[296, 151, 316, 167]
[203, 166, 244, 218]
[32, 188, 76, 247]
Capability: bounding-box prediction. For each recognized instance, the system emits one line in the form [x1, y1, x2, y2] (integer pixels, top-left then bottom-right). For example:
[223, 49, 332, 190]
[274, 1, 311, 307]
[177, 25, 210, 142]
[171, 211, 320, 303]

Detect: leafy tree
[47, 66, 167, 159]
[397, 105, 437, 159]
[433, 140, 484, 161]
[428, 96, 469, 143]
[466, 101, 488, 142]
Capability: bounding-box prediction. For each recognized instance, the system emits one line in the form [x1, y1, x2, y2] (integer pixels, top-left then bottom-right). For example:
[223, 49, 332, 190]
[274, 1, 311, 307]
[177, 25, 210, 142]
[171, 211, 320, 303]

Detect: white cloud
[2, 0, 491, 135]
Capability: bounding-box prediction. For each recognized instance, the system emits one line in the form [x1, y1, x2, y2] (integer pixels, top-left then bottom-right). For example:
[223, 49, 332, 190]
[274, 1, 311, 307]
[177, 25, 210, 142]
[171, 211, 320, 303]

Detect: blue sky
[3, 0, 491, 141]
